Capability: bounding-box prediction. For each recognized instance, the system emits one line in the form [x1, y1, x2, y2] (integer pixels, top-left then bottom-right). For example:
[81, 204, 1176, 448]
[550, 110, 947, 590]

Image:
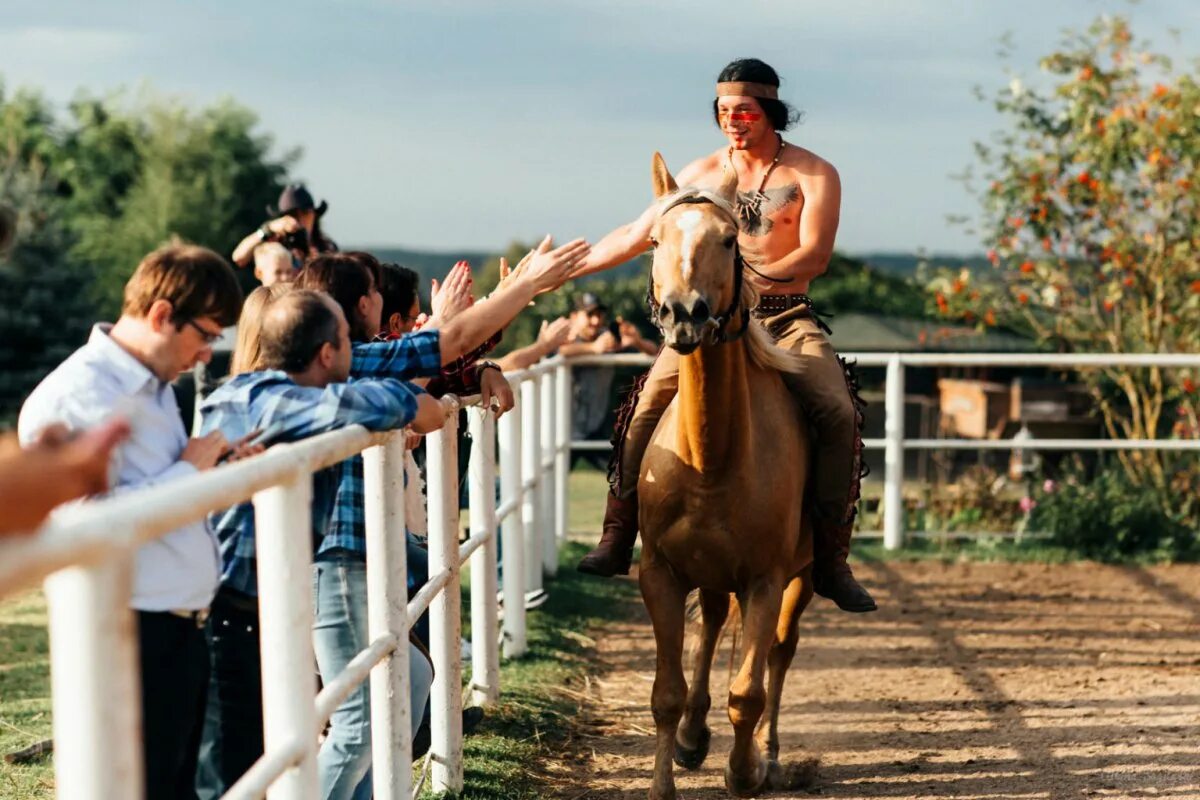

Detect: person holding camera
[232, 183, 337, 270]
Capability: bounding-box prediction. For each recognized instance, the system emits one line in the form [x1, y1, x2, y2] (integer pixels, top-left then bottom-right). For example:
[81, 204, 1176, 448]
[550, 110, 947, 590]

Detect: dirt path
[546, 561, 1200, 799]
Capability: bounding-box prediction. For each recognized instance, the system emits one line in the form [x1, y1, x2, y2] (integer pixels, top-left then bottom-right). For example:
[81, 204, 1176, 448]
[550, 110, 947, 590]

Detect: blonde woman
[229, 284, 292, 376]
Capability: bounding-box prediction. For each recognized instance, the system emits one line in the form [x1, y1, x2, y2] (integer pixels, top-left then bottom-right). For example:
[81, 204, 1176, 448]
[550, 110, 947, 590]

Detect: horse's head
[648, 153, 743, 355]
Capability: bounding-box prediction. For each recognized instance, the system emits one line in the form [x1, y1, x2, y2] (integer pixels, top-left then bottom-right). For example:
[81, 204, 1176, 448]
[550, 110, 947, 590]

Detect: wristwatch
[475, 360, 502, 379]
[257, 225, 272, 242]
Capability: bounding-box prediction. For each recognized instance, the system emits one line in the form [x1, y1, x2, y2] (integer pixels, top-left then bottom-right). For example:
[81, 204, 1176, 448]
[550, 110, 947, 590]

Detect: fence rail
[0, 358, 574, 800]
[564, 350, 1200, 550]
[2, 348, 1197, 797]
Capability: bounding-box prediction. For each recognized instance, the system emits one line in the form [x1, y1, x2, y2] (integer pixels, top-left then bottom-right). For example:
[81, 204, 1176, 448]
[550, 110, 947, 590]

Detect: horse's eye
[649, 237, 659, 248]
[723, 236, 736, 249]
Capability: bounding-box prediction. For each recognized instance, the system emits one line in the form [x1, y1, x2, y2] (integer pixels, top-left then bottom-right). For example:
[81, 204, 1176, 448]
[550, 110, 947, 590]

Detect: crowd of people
[3, 183, 654, 799]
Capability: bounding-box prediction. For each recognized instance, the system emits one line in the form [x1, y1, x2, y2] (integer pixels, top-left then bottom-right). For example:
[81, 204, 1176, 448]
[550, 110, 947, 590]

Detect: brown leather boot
[813, 516, 877, 612]
[577, 492, 639, 577]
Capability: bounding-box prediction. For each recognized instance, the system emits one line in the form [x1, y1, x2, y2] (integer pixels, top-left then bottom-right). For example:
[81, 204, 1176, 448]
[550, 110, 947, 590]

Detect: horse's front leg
[725, 577, 784, 798]
[675, 588, 729, 770]
[640, 561, 690, 800]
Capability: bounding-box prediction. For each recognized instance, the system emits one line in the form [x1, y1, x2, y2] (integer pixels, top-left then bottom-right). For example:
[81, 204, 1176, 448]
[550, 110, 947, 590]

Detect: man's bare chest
[733, 182, 803, 238]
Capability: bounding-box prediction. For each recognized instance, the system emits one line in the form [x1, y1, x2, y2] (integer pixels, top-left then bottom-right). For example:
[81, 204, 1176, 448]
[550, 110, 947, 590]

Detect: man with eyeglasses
[19, 243, 258, 800]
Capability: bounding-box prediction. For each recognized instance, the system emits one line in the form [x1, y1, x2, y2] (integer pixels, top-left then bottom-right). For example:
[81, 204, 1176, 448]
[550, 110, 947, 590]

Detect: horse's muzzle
[658, 293, 718, 352]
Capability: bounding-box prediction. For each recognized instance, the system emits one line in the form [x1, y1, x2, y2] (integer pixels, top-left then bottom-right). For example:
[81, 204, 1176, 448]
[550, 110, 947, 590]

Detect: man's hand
[478, 368, 515, 417]
[591, 330, 619, 354]
[34, 420, 130, 498]
[430, 261, 474, 325]
[181, 431, 229, 471]
[512, 236, 591, 295]
[0, 419, 130, 535]
[265, 216, 302, 238]
[537, 317, 572, 351]
[411, 393, 450, 434]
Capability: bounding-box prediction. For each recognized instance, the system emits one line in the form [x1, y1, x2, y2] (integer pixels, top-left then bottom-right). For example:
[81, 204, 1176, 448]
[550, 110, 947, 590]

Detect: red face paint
[730, 112, 762, 122]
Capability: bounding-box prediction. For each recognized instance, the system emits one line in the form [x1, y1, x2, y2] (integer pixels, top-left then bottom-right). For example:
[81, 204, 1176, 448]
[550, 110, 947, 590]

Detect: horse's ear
[717, 160, 739, 203]
[651, 152, 678, 199]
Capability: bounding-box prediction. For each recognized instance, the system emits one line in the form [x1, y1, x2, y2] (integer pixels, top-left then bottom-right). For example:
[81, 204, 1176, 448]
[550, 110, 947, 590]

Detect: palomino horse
[637, 153, 816, 799]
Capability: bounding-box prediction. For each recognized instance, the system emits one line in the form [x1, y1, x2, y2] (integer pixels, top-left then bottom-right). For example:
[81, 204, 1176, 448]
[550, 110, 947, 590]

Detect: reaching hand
[430, 261, 474, 324]
[592, 330, 619, 354]
[537, 317, 572, 351]
[618, 318, 644, 350]
[513, 236, 591, 295]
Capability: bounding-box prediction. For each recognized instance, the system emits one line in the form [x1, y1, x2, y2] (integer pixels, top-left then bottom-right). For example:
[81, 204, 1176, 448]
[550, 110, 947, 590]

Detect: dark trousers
[200, 590, 264, 794]
[137, 610, 209, 800]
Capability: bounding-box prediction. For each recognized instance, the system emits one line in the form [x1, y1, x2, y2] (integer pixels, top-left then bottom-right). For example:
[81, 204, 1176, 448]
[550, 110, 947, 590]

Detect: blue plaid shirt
[199, 369, 427, 596]
[317, 331, 443, 560]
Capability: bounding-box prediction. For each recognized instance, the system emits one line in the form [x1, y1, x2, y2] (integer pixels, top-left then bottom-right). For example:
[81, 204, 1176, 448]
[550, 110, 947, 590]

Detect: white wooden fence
[1, 348, 1197, 797]
[565, 351, 1200, 550]
[0, 358, 573, 800]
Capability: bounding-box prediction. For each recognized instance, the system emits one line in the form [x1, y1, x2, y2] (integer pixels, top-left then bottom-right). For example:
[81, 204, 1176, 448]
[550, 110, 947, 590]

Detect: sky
[2, 1, 1195, 257]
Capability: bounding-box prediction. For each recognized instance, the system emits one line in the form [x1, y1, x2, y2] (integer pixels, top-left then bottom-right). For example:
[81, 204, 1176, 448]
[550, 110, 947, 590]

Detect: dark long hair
[296, 253, 374, 341]
[712, 58, 803, 132]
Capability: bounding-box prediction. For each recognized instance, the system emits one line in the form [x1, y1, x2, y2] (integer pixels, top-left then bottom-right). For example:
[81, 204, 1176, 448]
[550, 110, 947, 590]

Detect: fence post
[884, 354, 906, 551]
[254, 476, 319, 800]
[363, 434, 411, 800]
[555, 361, 571, 544]
[498, 392, 527, 658]
[540, 368, 558, 576]
[468, 409, 500, 704]
[44, 558, 142, 800]
[520, 377, 543, 592]
[427, 409, 464, 794]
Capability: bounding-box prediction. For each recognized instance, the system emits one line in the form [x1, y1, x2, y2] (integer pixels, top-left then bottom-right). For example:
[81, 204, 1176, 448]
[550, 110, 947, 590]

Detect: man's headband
[716, 81, 778, 100]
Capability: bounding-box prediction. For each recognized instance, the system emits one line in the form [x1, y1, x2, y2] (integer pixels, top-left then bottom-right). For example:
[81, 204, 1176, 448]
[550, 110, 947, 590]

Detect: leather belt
[752, 293, 813, 318]
[168, 608, 210, 628]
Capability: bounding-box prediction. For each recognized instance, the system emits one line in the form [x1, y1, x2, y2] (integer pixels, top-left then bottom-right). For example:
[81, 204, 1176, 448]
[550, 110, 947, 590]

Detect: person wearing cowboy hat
[232, 183, 338, 269]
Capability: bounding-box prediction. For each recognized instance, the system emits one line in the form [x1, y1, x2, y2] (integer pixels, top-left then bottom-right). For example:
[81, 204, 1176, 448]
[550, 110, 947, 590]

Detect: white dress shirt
[18, 324, 219, 611]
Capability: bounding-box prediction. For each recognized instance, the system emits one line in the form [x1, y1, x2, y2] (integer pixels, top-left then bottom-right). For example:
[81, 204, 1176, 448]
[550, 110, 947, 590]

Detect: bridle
[646, 190, 748, 345]
[645, 189, 791, 345]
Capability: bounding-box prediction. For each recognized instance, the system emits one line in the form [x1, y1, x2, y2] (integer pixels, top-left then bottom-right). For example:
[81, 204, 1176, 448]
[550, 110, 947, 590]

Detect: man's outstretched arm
[570, 202, 658, 279]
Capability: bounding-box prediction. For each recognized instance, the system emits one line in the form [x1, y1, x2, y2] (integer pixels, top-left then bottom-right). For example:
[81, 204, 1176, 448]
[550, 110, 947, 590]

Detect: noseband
[646, 191, 751, 345]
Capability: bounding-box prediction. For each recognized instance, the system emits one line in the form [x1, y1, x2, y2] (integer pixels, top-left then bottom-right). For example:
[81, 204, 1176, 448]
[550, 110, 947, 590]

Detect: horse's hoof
[724, 761, 769, 798]
[673, 726, 711, 770]
[766, 757, 820, 791]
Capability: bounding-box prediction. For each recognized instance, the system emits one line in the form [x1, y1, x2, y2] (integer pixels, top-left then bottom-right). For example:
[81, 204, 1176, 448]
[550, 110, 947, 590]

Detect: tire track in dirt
[546, 562, 1200, 799]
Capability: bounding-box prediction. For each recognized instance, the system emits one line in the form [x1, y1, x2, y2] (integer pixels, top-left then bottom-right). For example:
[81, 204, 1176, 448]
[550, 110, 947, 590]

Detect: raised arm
[570, 202, 658, 280]
[429, 237, 589, 363]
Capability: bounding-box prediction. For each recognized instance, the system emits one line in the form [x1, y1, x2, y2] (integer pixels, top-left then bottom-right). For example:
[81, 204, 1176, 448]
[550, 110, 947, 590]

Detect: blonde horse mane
[740, 279, 803, 375]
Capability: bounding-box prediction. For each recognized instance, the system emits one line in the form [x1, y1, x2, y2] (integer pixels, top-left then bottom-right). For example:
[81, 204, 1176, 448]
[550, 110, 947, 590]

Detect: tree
[0, 79, 297, 422]
[62, 92, 296, 311]
[0, 87, 95, 423]
[930, 16, 1200, 491]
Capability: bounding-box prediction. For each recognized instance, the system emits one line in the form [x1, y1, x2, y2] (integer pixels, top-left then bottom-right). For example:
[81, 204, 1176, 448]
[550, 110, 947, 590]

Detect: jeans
[195, 591, 263, 798]
[313, 551, 435, 800]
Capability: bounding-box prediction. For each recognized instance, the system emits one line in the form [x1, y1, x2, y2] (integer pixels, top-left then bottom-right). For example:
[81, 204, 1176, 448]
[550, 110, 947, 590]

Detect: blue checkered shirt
[317, 331, 443, 560]
[199, 369, 427, 596]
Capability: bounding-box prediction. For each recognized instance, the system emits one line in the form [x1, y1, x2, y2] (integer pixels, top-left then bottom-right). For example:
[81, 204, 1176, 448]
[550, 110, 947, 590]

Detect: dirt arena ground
[545, 561, 1200, 799]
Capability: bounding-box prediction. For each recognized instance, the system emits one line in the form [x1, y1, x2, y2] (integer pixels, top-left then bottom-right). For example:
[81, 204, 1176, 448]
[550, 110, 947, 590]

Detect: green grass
[439, 540, 639, 799]
[0, 591, 53, 799]
[0, 469, 638, 799]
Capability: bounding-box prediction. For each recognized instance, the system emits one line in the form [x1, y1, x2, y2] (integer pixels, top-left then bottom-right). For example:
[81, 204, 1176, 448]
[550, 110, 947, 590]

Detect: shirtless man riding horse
[572, 57, 875, 614]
